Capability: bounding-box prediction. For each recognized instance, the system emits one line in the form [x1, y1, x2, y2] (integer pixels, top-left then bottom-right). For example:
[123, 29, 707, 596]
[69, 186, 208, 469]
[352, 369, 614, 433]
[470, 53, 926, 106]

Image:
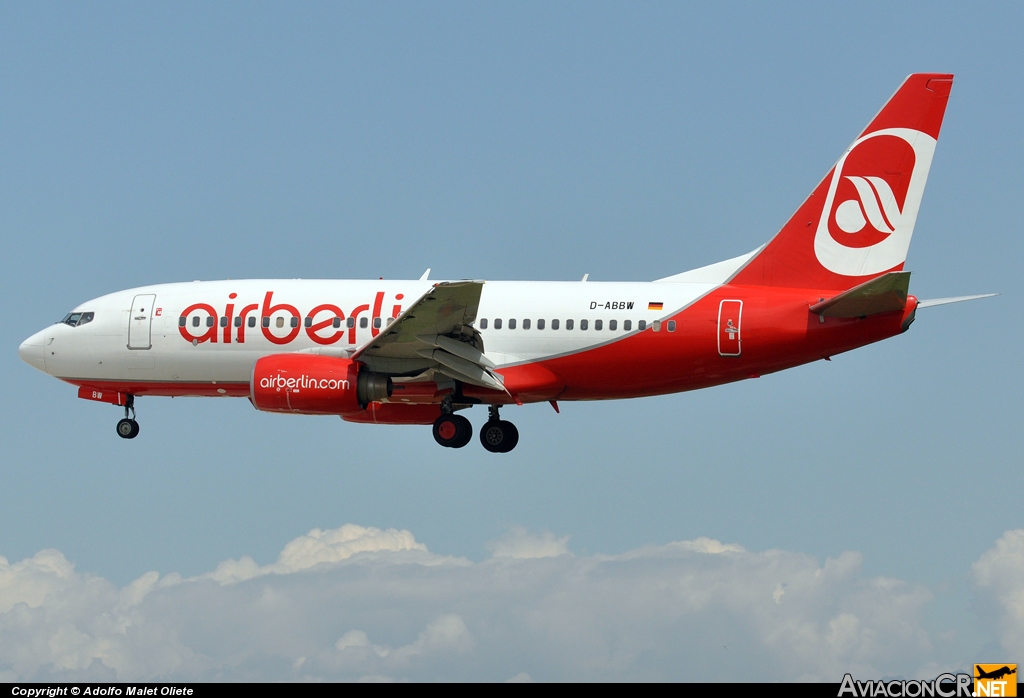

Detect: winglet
[419, 268, 431, 281]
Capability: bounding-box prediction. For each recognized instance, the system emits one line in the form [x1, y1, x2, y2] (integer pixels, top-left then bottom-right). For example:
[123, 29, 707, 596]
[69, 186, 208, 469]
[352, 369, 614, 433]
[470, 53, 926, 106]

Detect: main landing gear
[432, 412, 472, 449]
[479, 405, 518, 453]
[432, 395, 472, 449]
[116, 394, 140, 440]
[431, 402, 519, 452]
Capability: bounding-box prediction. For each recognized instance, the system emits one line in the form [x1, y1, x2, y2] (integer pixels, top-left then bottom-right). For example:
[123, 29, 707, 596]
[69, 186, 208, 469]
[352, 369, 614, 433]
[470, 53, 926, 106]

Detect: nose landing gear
[479, 405, 518, 453]
[116, 394, 140, 439]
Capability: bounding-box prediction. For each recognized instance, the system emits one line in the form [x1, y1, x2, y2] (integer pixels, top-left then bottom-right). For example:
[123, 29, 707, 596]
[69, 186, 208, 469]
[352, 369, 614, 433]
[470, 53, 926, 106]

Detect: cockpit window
[59, 312, 94, 327]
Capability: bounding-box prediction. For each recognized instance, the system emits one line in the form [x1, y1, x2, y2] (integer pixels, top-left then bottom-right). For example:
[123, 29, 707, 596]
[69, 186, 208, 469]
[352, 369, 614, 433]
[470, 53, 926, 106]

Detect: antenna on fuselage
[581, 273, 589, 282]
[420, 268, 431, 281]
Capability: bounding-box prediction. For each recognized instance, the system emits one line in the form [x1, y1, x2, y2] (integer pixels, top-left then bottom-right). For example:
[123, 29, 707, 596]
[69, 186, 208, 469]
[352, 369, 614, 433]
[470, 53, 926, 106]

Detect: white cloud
[207, 524, 431, 584]
[0, 524, 1005, 681]
[0, 551, 192, 681]
[487, 526, 570, 559]
[971, 529, 1024, 659]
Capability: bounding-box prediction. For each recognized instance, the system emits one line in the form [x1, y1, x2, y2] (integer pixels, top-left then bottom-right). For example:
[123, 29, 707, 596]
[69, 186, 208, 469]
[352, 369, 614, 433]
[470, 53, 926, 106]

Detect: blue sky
[2, 2, 1022, 681]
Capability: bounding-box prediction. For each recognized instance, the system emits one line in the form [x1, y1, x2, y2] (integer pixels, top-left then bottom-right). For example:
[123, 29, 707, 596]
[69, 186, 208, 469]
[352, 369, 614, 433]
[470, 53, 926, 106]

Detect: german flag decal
[648, 302, 664, 311]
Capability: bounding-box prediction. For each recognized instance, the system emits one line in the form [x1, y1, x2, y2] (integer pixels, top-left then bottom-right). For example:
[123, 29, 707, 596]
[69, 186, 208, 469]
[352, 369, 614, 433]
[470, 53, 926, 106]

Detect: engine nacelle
[250, 354, 392, 415]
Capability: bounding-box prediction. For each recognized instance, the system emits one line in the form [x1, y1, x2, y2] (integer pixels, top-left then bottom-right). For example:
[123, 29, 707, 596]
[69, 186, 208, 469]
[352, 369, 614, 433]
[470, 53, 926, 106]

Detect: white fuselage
[20, 277, 719, 389]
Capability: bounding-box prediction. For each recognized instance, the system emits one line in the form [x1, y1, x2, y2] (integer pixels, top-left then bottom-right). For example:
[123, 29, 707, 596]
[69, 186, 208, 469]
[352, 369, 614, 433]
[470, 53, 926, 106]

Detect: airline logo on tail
[814, 128, 936, 277]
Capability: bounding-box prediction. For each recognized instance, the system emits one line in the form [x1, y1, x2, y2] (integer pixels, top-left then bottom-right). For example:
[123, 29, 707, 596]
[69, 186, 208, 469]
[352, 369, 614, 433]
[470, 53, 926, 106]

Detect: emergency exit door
[717, 300, 743, 356]
[128, 294, 156, 350]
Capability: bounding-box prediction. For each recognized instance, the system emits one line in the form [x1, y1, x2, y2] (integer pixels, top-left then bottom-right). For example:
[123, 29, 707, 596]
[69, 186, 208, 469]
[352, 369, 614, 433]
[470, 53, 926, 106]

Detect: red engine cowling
[250, 354, 392, 415]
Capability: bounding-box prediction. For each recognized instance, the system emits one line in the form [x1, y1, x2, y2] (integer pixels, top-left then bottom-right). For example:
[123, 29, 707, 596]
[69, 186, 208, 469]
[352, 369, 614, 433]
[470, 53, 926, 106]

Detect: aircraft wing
[351, 281, 506, 392]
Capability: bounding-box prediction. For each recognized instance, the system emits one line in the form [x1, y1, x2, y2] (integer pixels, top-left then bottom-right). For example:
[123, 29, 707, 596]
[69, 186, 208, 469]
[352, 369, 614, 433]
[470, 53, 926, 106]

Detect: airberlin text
[590, 301, 634, 310]
[178, 290, 404, 347]
[260, 374, 349, 391]
[838, 673, 972, 698]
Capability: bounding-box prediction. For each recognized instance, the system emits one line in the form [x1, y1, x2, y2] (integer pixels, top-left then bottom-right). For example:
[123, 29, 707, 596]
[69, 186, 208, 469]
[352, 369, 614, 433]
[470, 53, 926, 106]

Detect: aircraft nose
[18, 329, 47, 373]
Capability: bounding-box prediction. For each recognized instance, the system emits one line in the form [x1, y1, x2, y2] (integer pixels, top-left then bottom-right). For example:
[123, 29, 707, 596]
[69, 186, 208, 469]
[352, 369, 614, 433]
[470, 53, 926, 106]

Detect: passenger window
[78, 312, 94, 326]
[332, 317, 341, 329]
[595, 319, 603, 331]
[347, 317, 356, 328]
[360, 317, 368, 329]
[220, 317, 228, 328]
[667, 320, 676, 332]
[304, 317, 312, 328]
[638, 320, 647, 331]
[624, 320, 632, 331]
[653, 320, 661, 332]
[206, 317, 215, 327]
[248, 317, 256, 328]
[179, 316, 187, 327]
[387, 317, 394, 325]
[480, 318, 488, 329]
[290, 317, 299, 328]
[193, 317, 200, 328]
[234, 316, 242, 327]
[509, 319, 517, 330]
[373, 317, 382, 329]
[262, 317, 270, 328]
[276, 317, 285, 328]
[537, 319, 545, 330]
[494, 319, 503, 329]
[581, 319, 588, 331]
[566, 319, 574, 330]
[523, 319, 531, 330]
[552, 319, 559, 330]
[609, 319, 617, 331]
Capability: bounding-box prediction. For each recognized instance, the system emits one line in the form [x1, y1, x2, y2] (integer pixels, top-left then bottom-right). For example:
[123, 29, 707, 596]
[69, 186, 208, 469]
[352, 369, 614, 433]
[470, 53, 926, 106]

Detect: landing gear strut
[432, 396, 472, 448]
[479, 404, 518, 453]
[116, 394, 139, 440]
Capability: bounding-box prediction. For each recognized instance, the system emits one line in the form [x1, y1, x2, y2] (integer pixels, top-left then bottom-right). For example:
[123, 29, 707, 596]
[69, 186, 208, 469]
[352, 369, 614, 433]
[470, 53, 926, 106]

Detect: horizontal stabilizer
[917, 293, 998, 308]
[810, 272, 910, 318]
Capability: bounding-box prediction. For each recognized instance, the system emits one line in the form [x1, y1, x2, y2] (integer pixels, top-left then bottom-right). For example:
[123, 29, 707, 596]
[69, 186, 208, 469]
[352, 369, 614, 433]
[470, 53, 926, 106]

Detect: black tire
[116, 418, 137, 439]
[480, 420, 519, 453]
[450, 414, 473, 449]
[433, 415, 462, 448]
[500, 420, 519, 452]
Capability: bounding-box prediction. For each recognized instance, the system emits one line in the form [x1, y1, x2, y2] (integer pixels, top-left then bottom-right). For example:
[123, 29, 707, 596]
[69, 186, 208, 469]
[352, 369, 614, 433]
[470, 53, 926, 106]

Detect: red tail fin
[732, 73, 953, 290]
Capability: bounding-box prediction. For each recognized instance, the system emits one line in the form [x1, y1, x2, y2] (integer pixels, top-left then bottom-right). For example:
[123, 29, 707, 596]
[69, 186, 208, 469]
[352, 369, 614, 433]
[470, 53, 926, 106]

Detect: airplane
[18, 73, 994, 453]
[975, 666, 1016, 681]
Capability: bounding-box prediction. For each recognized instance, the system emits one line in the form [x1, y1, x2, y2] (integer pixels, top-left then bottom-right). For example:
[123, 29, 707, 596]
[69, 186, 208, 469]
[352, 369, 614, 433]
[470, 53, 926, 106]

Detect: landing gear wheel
[480, 420, 519, 453]
[116, 418, 139, 439]
[433, 414, 472, 448]
[116, 394, 139, 439]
